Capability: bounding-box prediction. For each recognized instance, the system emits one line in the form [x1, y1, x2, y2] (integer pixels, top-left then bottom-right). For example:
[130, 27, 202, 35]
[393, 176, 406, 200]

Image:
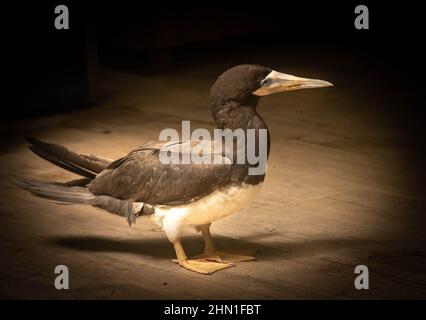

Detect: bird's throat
[211, 99, 270, 185]
[211, 99, 265, 131]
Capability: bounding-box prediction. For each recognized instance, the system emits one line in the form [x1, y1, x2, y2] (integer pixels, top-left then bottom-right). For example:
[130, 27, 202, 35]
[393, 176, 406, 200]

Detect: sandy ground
[0, 57, 425, 299]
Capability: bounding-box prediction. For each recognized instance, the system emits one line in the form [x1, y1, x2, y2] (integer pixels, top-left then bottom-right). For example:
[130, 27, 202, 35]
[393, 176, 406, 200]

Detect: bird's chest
[151, 183, 263, 227]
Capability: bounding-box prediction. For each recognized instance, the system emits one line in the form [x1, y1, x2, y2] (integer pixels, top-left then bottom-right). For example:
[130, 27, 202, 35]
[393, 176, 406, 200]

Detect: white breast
[146, 183, 263, 242]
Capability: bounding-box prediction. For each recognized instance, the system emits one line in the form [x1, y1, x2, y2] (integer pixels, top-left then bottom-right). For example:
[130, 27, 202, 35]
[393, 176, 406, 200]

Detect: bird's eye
[261, 79, 271, 87]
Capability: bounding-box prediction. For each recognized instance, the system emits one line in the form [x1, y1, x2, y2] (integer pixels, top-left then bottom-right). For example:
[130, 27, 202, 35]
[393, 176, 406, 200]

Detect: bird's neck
[210, 98, 271, 185]
[211, 97, 267, 132]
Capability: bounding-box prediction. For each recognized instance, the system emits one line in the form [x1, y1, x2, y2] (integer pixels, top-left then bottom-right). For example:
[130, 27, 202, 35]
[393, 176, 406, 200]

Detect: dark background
[3, 1, 424, 169]
[2, 1, 423, 118]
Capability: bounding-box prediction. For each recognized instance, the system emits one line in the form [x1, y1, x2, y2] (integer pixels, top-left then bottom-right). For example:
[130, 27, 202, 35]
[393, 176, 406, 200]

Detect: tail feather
[14, 177, 95, 204]
[25, 137, 111, 179]
[28, 145, 97, 179]
[13, 176, 151, 226]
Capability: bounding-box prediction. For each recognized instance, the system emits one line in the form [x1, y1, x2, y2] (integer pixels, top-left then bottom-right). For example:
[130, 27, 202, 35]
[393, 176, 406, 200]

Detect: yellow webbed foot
[178, 259, 235, 275]
[193, 248, 258, 263]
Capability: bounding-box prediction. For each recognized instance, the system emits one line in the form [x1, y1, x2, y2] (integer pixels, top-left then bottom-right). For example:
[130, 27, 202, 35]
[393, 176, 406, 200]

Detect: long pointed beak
[253, 70, 334, 96]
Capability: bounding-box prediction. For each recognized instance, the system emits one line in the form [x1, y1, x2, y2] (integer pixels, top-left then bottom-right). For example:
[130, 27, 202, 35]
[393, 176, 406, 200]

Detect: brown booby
[16, 65, 332, 274]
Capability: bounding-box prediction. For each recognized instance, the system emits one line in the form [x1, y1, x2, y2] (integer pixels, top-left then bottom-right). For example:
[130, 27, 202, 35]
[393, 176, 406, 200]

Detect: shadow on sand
[47, 233, 373, 261]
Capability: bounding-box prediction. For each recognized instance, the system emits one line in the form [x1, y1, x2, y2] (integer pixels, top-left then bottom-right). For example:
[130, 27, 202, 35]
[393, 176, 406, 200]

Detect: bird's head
[210, 64, 333, 105]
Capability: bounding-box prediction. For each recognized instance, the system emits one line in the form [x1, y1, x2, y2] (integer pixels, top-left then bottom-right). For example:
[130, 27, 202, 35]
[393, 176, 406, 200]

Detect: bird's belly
[150, 183, 263, 228]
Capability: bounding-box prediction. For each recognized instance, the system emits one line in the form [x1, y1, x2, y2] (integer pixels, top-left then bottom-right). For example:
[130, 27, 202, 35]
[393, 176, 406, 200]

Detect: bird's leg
[172, 240, 234, 275]
[193, 224, 258, 263]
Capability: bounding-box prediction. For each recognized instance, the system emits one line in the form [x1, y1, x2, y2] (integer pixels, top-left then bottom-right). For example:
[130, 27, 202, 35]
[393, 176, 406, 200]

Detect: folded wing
[88, 140, 233, 205]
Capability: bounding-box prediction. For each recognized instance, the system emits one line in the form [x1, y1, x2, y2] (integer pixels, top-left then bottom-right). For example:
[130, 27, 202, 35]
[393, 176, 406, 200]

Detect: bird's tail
[25, 136, 112, 179]
[13, 177, 95, 204]
[13, 176, 153, 226]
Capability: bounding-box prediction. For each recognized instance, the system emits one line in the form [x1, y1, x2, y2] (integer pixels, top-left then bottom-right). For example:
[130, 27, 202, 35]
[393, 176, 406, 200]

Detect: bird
[15, 65, 333, 275]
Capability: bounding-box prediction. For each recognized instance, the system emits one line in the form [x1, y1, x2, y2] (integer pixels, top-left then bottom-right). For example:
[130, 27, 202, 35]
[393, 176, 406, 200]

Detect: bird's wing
[88, 140, 232, 205]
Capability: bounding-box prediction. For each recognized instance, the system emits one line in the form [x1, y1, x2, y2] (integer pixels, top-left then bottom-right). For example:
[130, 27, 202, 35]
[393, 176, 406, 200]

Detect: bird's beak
[252, 70, 334, 96]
